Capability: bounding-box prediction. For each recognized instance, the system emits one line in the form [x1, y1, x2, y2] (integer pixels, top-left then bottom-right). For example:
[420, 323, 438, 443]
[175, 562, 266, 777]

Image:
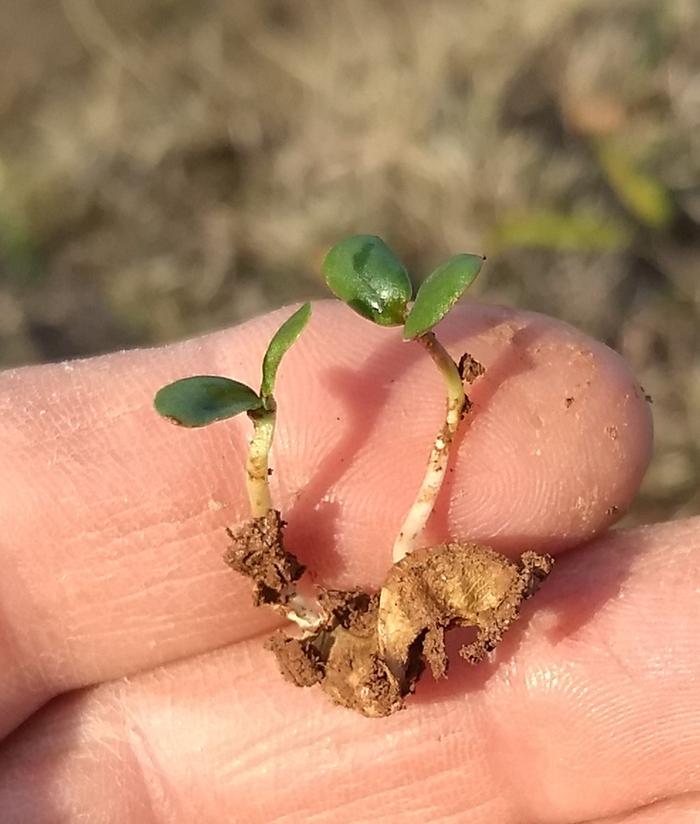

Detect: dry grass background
[0, 0, 698, 523]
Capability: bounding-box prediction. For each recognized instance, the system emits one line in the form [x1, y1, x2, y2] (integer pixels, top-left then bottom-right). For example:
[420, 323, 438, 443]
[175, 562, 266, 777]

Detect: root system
[225, 512, 553, 717]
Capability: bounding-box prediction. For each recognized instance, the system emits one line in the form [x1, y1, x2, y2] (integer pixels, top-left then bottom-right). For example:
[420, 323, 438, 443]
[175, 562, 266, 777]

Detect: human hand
[0, 302, 697, 823]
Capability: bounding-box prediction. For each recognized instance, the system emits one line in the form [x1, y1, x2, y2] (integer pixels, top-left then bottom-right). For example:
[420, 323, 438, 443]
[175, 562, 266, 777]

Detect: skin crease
[0, 301, 697, 822]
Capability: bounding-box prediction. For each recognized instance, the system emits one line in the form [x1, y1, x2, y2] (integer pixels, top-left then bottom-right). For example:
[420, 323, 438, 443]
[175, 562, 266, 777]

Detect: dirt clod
[266, 631, 324, 687]
[317, 588, 375, 631]
[226, 511, 554, 717]
[377, 544, 554, 683]
[224, 510, 304, 606]
[458, 352, 486, 384]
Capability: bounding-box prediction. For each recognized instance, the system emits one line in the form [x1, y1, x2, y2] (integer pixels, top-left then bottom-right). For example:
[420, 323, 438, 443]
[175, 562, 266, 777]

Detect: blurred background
[0, 0, 698, 523]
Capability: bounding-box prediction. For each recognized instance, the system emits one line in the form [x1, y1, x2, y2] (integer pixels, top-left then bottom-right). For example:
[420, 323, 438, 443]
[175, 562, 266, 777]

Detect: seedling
[154, 238, 553, 717]
[325, 234, 485, 563]
[155, 303, 322, 630]
[155, 302, 311, 519]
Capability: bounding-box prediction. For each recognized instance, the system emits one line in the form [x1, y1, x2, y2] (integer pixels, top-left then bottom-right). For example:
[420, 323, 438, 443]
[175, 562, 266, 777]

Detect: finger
[0, 302, 652, 736]
[591, 795, 700, 823]
[1, 518, 697, 824]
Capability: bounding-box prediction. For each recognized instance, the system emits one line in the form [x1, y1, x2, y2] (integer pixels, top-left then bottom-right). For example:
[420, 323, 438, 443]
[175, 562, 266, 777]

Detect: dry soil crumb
[377, 544, 553, 679]
[317, 588, 375, 631]
[223, 510, 304, 607]
[226, 512, 554, 717]
[458, 352, 486, 384]
[266, 631, 324, 687]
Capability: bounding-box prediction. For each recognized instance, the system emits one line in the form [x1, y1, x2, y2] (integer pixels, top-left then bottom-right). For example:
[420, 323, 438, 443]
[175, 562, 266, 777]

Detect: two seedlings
[154, 236, 553, 717]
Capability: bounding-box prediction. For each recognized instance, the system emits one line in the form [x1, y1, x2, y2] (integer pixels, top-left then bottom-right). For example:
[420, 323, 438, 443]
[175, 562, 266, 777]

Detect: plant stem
[246, 406, 325, 632]
[246, 411, 276, 517]
[391, 331, 466, 563]
[285, 591, 324, 632]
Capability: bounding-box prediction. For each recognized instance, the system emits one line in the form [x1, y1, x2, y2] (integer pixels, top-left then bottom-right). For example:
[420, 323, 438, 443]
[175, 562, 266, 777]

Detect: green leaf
[154, 376, 262, 427]
[491, 209, 632, 253]
[596, 140, 674, 229]
[322, 235, 412, 326]
[403, 253, 483, 339]
[261, 302, 312, 399]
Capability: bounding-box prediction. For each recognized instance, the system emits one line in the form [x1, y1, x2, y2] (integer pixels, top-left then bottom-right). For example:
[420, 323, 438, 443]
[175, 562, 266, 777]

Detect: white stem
[246, 409, 325, 631]
[285, 597, 324, 632]
[246, 412, 275, 518]
[391, 332, 466, 563]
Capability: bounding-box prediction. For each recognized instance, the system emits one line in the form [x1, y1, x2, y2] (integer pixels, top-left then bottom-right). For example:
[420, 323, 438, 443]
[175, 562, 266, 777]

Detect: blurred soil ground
[0, 0, 698, 523]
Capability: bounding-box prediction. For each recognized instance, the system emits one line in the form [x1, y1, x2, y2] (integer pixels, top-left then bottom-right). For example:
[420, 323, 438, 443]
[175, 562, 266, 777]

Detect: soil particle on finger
[458, 352, 486, 384]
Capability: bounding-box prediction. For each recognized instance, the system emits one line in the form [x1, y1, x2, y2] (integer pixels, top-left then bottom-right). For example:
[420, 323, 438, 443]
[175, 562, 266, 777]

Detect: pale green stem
[247, 407, 323, 632]
[246, 411, 275, 518]
[391, 331, 466, 563]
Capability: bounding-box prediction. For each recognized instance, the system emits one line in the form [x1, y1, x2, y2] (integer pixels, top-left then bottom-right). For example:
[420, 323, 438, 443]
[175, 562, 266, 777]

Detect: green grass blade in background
[596, 141, 674, 229]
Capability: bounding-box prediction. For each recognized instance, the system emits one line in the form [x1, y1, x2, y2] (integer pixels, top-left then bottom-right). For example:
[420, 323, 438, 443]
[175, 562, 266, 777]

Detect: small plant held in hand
[155, 303, 323, 630]
[316, 236, 553, 711]
[325, 234, 486, 562]
[155, 302, 311, 520]
[154, 239, 553, 718]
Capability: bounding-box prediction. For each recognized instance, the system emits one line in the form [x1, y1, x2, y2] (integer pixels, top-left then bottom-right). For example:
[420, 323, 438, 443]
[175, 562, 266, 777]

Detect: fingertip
[432, 307, 653, 553]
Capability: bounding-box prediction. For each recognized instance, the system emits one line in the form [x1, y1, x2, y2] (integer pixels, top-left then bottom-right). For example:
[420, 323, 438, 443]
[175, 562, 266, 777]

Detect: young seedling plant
[154, 302, 322, 631]
[154, 237, 553, 718]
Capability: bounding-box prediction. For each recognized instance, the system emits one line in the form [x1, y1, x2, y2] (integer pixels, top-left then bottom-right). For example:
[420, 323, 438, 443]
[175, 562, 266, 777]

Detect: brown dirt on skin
[226, 511, 553, 717]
